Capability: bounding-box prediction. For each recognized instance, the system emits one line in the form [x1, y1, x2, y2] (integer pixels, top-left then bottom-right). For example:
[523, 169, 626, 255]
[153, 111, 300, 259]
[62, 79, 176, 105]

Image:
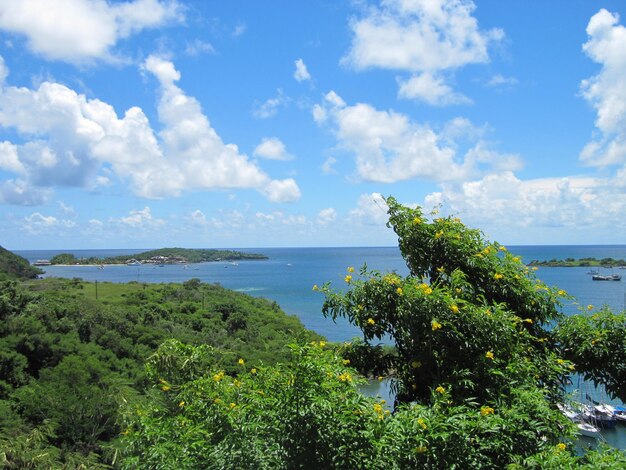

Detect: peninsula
[528, 257, 626, 267]
[47, 247, 268, 266]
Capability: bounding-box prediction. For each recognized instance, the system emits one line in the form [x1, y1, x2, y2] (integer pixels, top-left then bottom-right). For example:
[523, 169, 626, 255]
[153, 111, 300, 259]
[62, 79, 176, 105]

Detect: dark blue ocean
[16, 245, 626, 449]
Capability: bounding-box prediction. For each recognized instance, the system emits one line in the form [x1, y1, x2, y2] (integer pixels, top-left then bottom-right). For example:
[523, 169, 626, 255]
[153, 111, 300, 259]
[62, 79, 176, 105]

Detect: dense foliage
[529, 257, 626, 267]
[0, 277, 319, 467]
[50, 247, 268, 265]
[0, 246, 42, 280]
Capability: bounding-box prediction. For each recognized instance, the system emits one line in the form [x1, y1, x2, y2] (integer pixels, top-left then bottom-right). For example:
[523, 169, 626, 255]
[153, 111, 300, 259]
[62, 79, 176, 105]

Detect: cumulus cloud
[321, 156, 337, 174]
[0, 0, 183, 63]
[316, 207, 337, 225]
[349, 192, 389, 226]
[580, 9, 626, 169]
[397, 72, 471, 105]
[252, 89, 289, 119]
[294, 58, 311, 82]
[343, 0, 502, 104]
[423, 172, 626, 235]
[314, 91, 471, 183]
[486, 74, 519, 88]
[0, 54, 301, 204]
[185, 39, 216, 56]
[113, 206, 164, 228]
[253, 137, 292, 160]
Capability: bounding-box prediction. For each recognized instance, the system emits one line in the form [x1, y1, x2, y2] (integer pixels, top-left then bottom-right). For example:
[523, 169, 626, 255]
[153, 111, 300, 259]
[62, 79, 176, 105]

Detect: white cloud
[343, 0, 502, 105]
[253, 89, 289, 119]
[321, 156, 337, 174]
[580, 9, 626, 168]
[314, 91, 467, 183]
[0, 0, 183, 63]
[343, 0, 502, 72]
[184, 39, 216, 56]
[23, 211, 58, 234]
[317, 207, 337, 225]
[114, 206, 164, 228]
[423, 172, 626, 235]
[0, 179, 50, 205]
[253, 137, 292, 160]
[261, 178, 301, 203]
[294, 58, 311, 82]
[188, 209, 208, 226]
[232, 22, 246, 37]
[397, 72, 471, 105]
[486, 74, 519, 88]
[349, 192, 390, 226]
[0, 54, 301, 204]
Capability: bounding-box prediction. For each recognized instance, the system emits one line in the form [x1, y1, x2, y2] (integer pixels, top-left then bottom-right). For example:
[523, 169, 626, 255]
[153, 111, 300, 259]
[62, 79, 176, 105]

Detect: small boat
[584, 404, 617, 428]
[577, 422, 601, 439]
[592, 274, 621, 281]
[33, 259, 51, 266]
[98, 264, 104, 270]
[126, 259, 141, 266]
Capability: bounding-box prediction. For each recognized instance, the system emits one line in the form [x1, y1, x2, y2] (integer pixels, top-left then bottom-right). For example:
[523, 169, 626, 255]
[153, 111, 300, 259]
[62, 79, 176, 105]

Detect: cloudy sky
[1, 0, 626, 249]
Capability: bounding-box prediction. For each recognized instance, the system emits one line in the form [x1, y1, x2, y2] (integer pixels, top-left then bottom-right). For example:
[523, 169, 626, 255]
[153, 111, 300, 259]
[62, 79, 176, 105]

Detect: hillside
[0, 245, 42, 279]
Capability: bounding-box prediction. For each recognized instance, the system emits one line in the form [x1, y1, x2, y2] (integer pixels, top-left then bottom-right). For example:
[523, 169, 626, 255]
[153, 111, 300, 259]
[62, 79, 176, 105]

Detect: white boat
[577, 422, 601, 439]
[592, 274, 621, 281]
[126, 259, 141, 266]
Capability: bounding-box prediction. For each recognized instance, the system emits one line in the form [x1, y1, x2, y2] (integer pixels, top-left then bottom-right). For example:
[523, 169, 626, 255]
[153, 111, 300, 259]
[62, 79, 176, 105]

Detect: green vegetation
[0, 277, 319, 467]
[49, 247, 268, 265]
[0, 246, 42, 280]
[529, 257, 626, 267]
[3, 198, 626, 468]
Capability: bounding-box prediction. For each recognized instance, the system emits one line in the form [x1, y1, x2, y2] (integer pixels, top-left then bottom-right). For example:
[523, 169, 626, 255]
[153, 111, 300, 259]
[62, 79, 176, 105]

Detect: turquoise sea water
[17, 245, 626, 448]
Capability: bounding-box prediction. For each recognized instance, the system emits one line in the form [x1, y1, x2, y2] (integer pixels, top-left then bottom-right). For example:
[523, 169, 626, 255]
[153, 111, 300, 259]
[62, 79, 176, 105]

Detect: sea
[16, 245, 626, 449]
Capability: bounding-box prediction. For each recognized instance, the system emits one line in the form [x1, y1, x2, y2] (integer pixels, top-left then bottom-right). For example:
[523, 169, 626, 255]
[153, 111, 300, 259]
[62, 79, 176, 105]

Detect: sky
[1, 0, 626, 249]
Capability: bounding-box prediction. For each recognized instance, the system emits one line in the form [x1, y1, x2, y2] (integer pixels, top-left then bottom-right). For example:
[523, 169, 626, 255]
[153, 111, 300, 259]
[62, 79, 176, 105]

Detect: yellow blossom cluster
[493, 273, 504, 280]
[338, 372, 353, 383]
[238, 358, 245, 366]
[347, 266, 355, 273]
[431, 320, 442, 331]
[419, 283, 433, 295]
[450, 304, 459, 314]
[435, 386, 446, 394]
[417, 418, 427, 430]
[480, 406, 494, 416]
[344, 275, 352, 283]
[213, 371, 225, 382]
[485, 351, 494, 360]
[367, 318, 375, 326]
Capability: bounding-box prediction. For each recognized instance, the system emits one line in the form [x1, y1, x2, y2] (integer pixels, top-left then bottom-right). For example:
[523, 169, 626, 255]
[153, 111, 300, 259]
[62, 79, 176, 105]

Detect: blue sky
[1, 0, 626, 249]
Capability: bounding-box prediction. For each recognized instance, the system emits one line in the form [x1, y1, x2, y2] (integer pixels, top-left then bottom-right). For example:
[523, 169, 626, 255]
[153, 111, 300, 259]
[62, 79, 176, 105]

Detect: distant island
[528, 257, 626, 267]
[45, 247, 268, 266]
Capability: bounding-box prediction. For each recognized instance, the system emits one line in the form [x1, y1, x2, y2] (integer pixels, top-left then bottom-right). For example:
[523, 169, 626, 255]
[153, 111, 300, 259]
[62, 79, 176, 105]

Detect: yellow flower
[178, 401, 185, 408]
[367, 318, 375, 325]
[435, 386, 445, 394]
[347, 266, 355, 273]
[493, 273, 504, 280]
[238, 358, 245, 366]
[229, 402, 237, 410]
[417, 418, 427, 430]
[558, 289, 566, 296]
[251, 368, 257, 374]
[413, 217, 422, 225]
[556, 443, 566, 452]
[450, 304, 459, 314]
[319, 341, 326, 348]
[373, 403, 384, 414]
[436, 266, 445, 273]
[480, 406, 494, 416]
[343, 359, 351, 365]
[344, 275, 352, 283]
[512, 256, 520, 262]
[396, 287, 403, 295]
[411, 360, 422, 369]
[233, 379, 241, 388]
[523, 318, 533, 324]
[415, 446, 428, 454]
[485, 309, 491, 316]
[485, 351, 494, 360]
[338, 372, 352, 382]
[377, 376, 384, 381]
[435, 230, 444, 239]
[587, 305, 594, 311]
[431, 320, 442, 331]
[161, 385, 170, 392]
[499, 246, 507, 252]
[312, 284, 319, 291]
